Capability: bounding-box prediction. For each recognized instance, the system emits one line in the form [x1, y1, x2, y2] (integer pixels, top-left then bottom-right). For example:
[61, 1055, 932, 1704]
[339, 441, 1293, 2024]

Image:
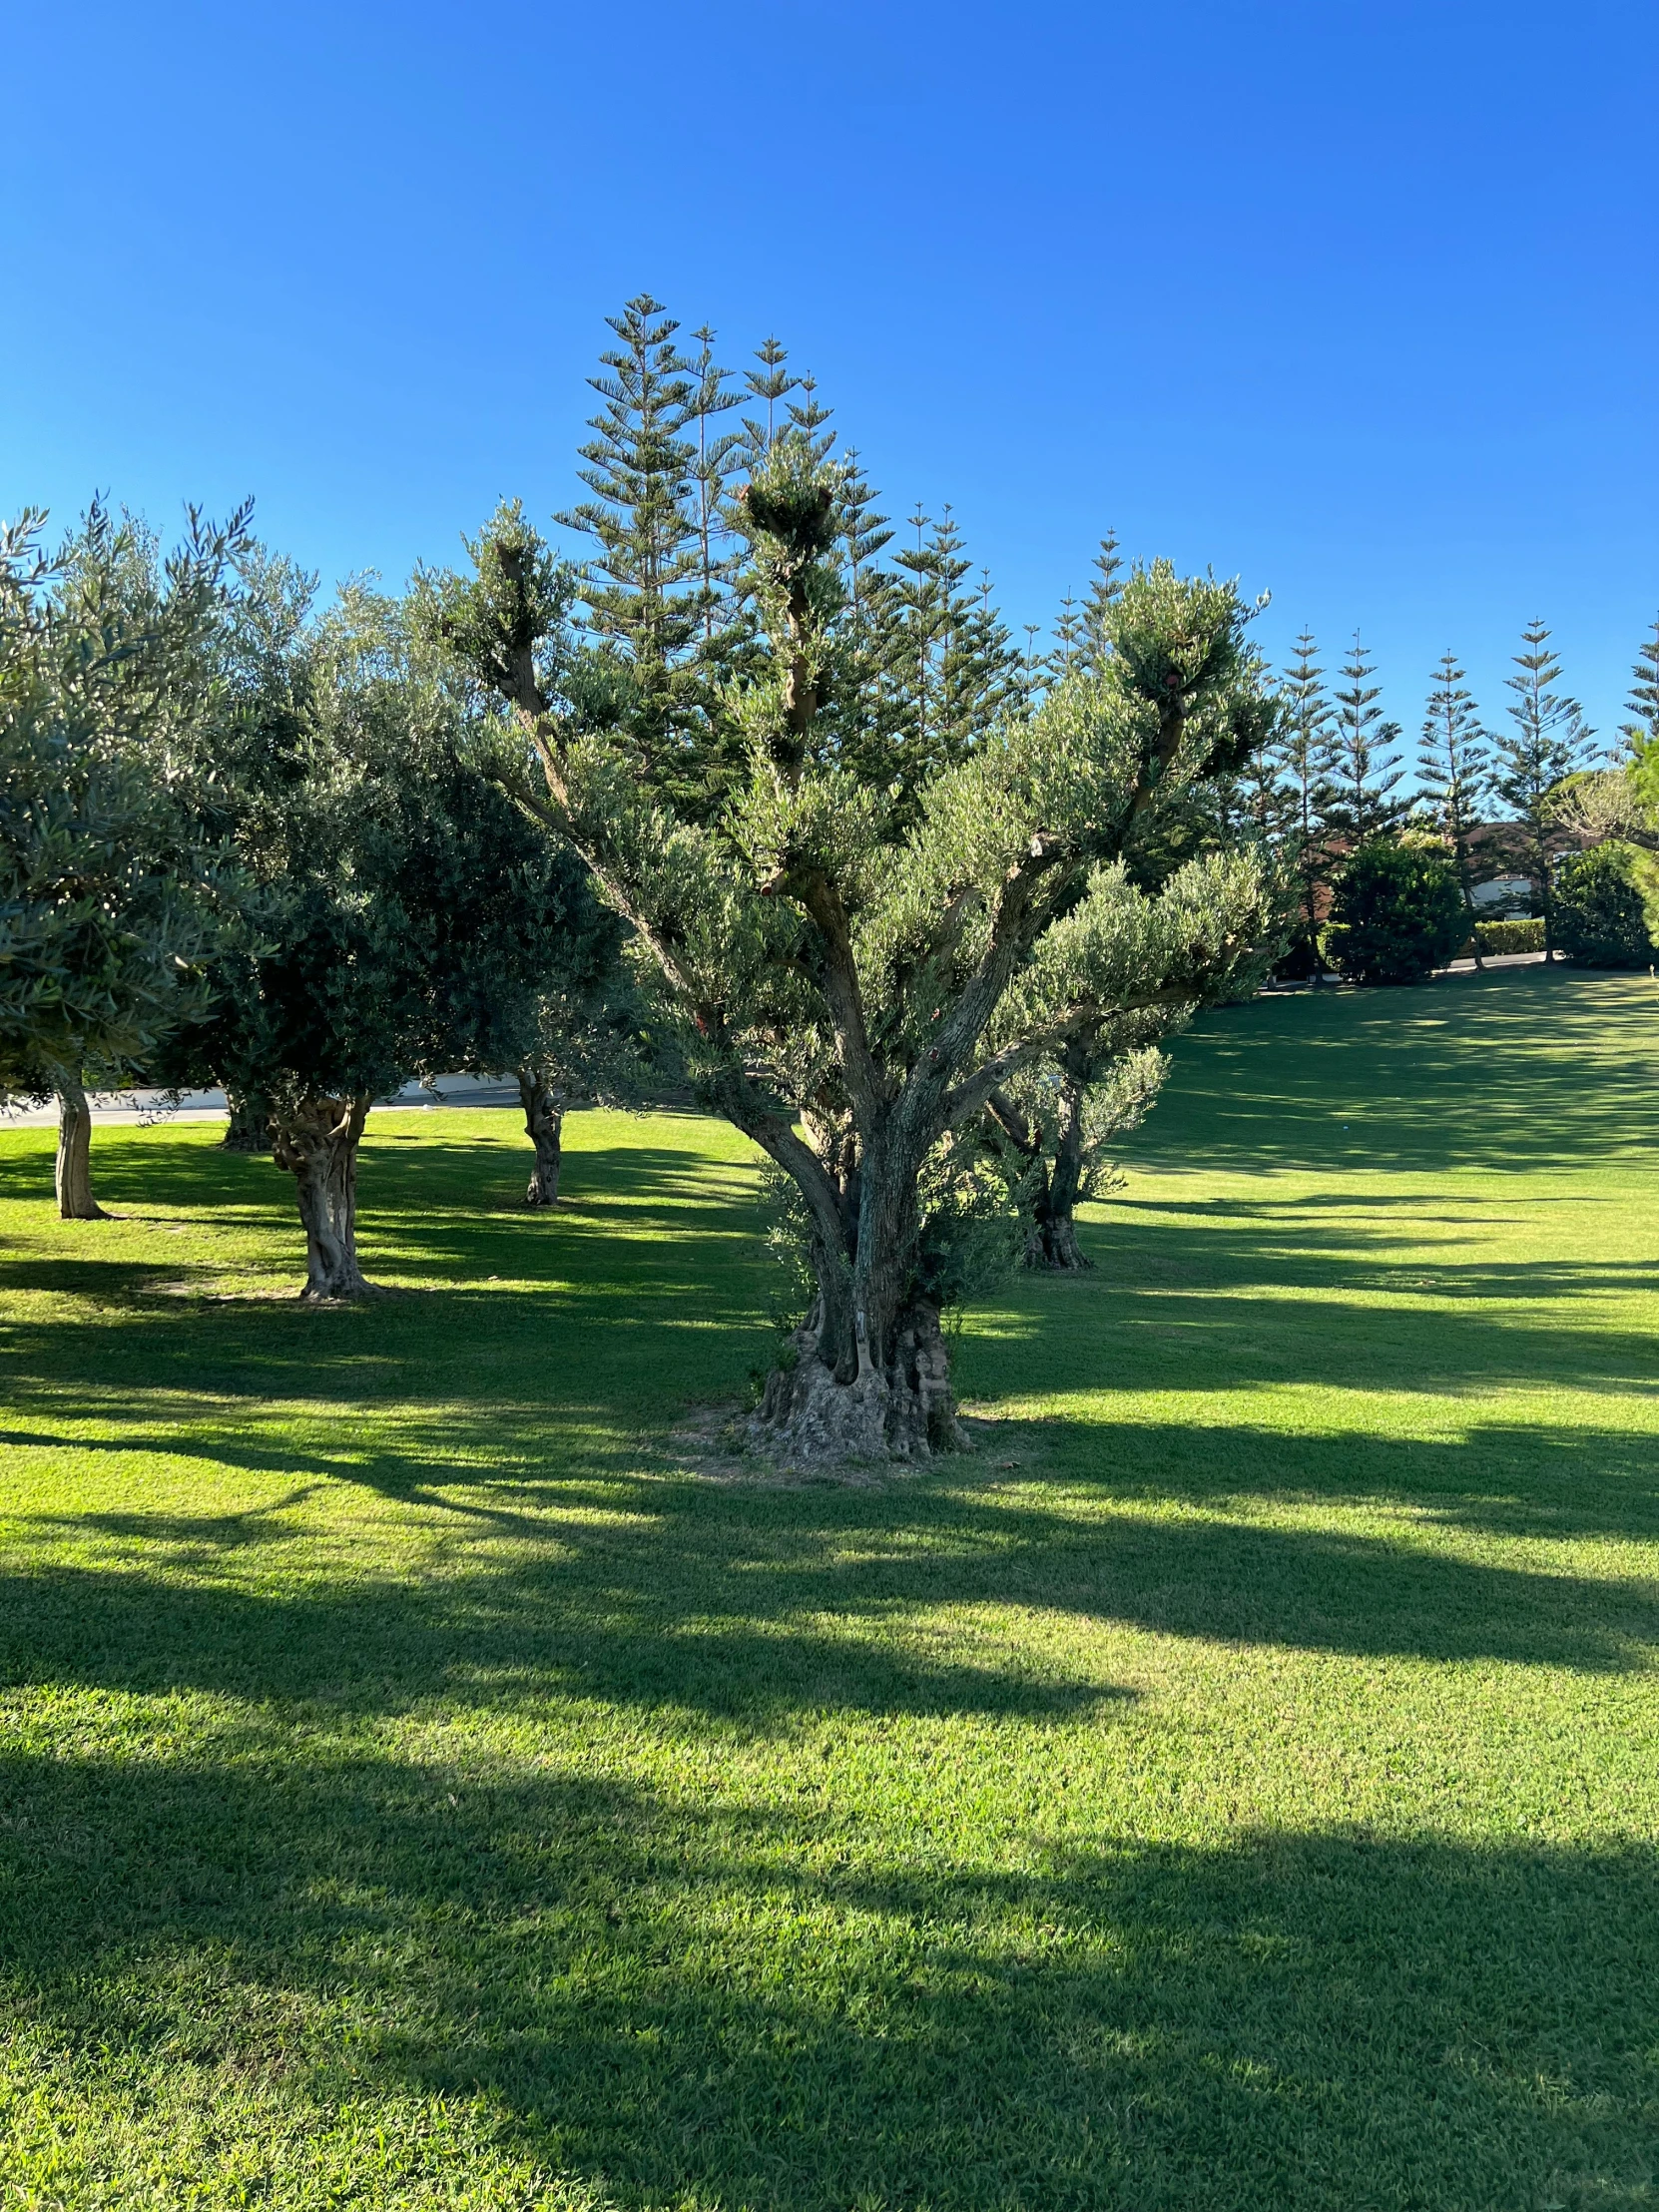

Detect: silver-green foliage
[0, 501, 247, 1098]
[429, 438, 1285, 1451]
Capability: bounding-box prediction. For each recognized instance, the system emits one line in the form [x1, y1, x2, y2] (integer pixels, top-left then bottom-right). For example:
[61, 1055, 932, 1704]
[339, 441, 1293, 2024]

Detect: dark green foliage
[1266, 630, 1339, 975]
[170, 581, 602, 1112]
[1551, 841, 1653, 967]
[1416, 652, 1491, 930]
[1326, 632, 1405, 842]
[1324, 835, 1466, 985]
[554, 296, 742, 809]
[1490, 620, 1596, 956]
[1621, 612, 1659, 755]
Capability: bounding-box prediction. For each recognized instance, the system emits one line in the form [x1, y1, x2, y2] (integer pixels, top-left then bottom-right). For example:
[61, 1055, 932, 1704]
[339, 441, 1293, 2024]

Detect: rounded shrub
[1324, 835, 1466, 986]
[1553, 841, 1653, 967]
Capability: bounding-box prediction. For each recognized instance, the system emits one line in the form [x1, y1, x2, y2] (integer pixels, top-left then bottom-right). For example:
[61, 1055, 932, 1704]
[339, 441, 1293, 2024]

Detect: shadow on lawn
[5, 1410, 1656, 1734]
[1128, 964, 1657, 1176]
[0, 1734, 1652, 2209]
[0, 1121, 758, 1235]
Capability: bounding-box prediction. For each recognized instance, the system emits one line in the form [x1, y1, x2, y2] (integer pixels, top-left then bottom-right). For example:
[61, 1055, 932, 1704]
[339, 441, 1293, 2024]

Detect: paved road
[0, 1076, 523, 1129]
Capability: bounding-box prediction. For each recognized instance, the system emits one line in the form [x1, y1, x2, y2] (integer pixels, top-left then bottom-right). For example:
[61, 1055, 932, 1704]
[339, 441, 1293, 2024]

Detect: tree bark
[1027, 1079, 1093, 1270]
[53, 1069, 107, 1221]
[746, 1120, 970, 1464]
[517, 1065, 564, 1207]
[222, 1089, 273, 1153]
[1453, 854, 1485, 971]
[271, 1094, 375, 1300]
[750, 1294, 962, 1463]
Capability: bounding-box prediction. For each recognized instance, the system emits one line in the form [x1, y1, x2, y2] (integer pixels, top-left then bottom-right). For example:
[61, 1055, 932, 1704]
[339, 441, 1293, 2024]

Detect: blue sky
[3, 0, 1655, 751]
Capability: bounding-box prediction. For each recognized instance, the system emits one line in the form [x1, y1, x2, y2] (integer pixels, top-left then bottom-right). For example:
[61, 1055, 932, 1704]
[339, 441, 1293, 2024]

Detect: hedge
[1473, 917, 1544, 955]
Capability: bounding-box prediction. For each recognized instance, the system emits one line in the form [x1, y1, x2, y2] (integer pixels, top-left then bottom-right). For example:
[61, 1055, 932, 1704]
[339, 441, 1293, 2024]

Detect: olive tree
[0, 503, 246, 1217]
[982, 1024, 1174, 1271]
[428, 443, 1282, 1460]
[170, 581, 619, 1296]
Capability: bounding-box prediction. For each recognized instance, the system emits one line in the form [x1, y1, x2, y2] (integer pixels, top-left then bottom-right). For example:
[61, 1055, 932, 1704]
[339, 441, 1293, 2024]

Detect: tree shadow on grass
[957, 1184, 1659, 1430]
[5, 1418, 1656, 1740]
[0, 1126, 764, 1238]
[1129, 964, 1659, 1177]
[1, 1733, 1652, 2210]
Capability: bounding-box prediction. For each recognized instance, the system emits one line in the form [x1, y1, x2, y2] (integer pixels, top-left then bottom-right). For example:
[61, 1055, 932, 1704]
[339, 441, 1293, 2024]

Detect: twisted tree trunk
[53, 1068, 107, 1221]
[271, 1094, 375, 1299]
[222, 1089, 273, 1153]
[1029, 1078, 1092, 1271]
[517, 1065, 564, 1207]
[747, 1123, 970, 1464]
[984, 1082, 1092, 1271]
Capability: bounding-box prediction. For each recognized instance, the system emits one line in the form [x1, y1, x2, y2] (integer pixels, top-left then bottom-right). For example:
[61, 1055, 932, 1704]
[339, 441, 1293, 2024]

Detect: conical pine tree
[1278, 631, 1339, 964]
[1047, 591, 1085, 685]
[742, 335, 798, 458]
[1416, 652, 1492, 958]
[1491, 619, 1596, 958]
[1328, 632, 1405, 843]
[687, 323, 746, 659]
[555, 295, 706, 793]
[1079, 531, 1126, 677]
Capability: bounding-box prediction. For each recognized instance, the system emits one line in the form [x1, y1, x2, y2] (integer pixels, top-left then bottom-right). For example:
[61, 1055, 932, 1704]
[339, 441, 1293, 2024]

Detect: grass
[1, 960, 1656, 2210]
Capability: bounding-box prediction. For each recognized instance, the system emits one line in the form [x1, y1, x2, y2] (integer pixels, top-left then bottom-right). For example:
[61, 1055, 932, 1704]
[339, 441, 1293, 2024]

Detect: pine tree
[1416, 651, 1491, 958]
[837, 448, 893, 620]
[1328, 632, 1405, 843]
[1277, 631, 1338, 965]
[890, 504, 943, 763]
[1078, 531, 1125, 676]
[687, 323, 745, 657]
[742, 334, 798, 457]
[1234, 734, 1298, 847]
[1047, 591, 1085, 684]
[1020, 625, 1044, 713]
[1622, 613, 1659, 755]
[1491, 619, 1596, 959]
[873, 506, 1021, 789]
[555, 296, 708, 797]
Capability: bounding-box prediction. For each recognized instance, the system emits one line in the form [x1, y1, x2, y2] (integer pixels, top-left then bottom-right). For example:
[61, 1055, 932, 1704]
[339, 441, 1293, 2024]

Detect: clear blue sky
[4, 1, 1655, 750]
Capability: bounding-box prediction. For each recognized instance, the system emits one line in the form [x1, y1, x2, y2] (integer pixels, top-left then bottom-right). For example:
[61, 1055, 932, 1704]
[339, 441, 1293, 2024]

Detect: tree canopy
[426, 429, 1285, 1460]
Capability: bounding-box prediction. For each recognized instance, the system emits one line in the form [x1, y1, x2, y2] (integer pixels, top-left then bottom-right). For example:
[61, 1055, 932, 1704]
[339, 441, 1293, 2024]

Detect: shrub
[1324, 835, 1467, 986]
[1553, 842, 1653, 967]
[1272, 935, 1324, 982]
[1474, 917, 1545, 955]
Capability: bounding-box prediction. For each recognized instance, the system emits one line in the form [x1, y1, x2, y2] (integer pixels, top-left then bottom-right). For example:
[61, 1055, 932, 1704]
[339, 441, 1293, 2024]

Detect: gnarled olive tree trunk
[742, 1099, 970, 1464]
[222, 1089, 272, 1153]
[271, 1094, 375, 1299]
[985, 1082, 1092, 1272]
[517, 1065, 563, 1207]
[1030, 1081, 1092, 1271]
[53, 1067, 107, 1221]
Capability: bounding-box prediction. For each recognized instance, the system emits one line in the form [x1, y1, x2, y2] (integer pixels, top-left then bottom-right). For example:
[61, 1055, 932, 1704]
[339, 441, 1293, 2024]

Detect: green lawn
[2, 962, 1656, 2210]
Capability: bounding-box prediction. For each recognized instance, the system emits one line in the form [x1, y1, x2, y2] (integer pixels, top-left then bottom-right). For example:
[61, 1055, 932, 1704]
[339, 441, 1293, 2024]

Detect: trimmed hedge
[1474, 917, 1544, 955]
